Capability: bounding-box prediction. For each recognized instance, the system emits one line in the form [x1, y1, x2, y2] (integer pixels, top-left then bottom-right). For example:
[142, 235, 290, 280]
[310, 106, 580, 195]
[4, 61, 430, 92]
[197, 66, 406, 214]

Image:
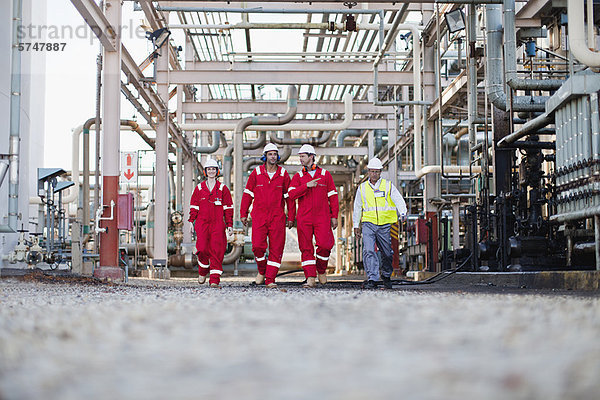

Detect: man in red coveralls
[188, 158, 234, 288]
[240, 143, 295, 288]
[288, 144, 339, 288]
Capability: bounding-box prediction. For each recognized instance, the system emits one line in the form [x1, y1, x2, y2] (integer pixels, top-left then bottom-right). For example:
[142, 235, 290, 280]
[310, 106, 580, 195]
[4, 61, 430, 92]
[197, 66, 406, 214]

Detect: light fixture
[444, 9, 466, 33]
[145, 28, 171, 49]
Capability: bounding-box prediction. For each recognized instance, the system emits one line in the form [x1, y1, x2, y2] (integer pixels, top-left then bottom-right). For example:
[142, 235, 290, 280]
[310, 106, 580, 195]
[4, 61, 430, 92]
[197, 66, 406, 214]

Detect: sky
[43, 1, 165, 172]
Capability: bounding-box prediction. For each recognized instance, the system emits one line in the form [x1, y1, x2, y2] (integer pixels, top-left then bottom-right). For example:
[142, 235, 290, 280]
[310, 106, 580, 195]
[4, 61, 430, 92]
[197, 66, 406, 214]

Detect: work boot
[255, 273, 265, 285]
[266, 282, 278, 289]
[318, 273, 327, 285]
[381, 276, 393, 289]
[303, 277, 316, 288]
[198, 275, 207, 284]
[362, 280, 377, 290]
[210, 283, 221, 288]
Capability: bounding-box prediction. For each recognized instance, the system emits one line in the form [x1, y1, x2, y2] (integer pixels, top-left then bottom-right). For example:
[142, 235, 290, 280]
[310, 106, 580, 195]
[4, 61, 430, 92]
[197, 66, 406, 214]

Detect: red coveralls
[288, 166, 339, 278]
[188, 180, 233, 285]
[240, 165, 296, 285]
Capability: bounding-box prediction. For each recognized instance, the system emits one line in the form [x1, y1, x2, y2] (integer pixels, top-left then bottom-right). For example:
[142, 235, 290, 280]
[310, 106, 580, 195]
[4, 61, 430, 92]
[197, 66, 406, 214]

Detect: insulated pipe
[223, 244, 243, 265]
[503, 0, 563, 91]
[194, 131, 221, 153]
[370, 17, 429, 179]
[223, 131, 267, 187]
[179, 93, 352, 132]
[497, 113, 554, 147]
[146, 201, 154, 259]
[4, 0, 23, 233]
[59, 120, 156, 207]
[568, 0, 600, 67]
[485, 4, 548, 112]
[233, 85, 298, 225]
[336, 130, 362, 147]
[269, 130, 332, 145]
[550, 205, 600, 223]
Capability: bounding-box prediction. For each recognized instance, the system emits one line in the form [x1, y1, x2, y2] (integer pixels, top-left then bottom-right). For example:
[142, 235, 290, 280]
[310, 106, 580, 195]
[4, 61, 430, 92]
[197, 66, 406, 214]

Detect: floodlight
[445, 9, 466, 33]
[145, 28, 171, 49]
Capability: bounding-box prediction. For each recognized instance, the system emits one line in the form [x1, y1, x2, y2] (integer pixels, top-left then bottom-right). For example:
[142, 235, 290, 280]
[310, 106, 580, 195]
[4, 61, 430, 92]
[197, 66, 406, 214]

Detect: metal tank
[0, 0, 46, 266]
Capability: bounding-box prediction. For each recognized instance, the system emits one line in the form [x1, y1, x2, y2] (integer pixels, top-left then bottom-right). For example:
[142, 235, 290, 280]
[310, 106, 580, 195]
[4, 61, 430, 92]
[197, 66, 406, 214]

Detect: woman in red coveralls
[188, 158, 233, 288]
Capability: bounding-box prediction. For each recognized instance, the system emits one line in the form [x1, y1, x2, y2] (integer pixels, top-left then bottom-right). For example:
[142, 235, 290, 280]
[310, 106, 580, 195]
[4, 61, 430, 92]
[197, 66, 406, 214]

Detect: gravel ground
[1, 276, 599, 400]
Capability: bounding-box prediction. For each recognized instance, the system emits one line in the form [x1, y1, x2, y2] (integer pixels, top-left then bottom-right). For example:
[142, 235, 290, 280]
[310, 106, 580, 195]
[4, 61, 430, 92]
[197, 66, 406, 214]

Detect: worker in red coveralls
[288, 144, 339, 288]
[188, 158, 233, 288]
[240, 143, 295, 288]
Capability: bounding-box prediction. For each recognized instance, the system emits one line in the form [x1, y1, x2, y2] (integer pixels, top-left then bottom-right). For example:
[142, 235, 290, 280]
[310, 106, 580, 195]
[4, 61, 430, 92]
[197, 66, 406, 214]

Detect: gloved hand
[227, 227, 233, 237]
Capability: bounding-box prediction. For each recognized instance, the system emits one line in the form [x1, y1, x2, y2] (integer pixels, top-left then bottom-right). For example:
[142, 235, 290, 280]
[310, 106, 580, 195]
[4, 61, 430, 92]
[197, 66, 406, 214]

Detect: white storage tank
[0, 0, 46, 266]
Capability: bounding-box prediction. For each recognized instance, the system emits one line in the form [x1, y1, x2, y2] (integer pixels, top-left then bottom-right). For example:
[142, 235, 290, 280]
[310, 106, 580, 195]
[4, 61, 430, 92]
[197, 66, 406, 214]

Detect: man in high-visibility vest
[353, 157, 407, 289]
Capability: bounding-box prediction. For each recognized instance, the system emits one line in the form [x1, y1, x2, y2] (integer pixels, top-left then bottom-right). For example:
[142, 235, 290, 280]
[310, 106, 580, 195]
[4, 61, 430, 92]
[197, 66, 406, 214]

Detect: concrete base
[141, 267, 171, 280]
[440, 271, 600, 291]
[93, 266, 125, 282]
[82, 261, 94, 276]
[408, 270, 439, 281]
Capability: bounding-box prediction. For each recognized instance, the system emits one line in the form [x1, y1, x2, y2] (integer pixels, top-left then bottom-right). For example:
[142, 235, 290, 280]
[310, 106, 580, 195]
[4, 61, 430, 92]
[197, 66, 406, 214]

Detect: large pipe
[223, 244, 244, 265]
[497, 113, 554, 147]
[568, 0, 600, 68]
[371, 17, 429, 179]
[269, 130, 332, 145]
[180, 93, 352, 132]
[503, 0, 563, 91]
[485, 4, 548, 112]
[336, 130, 362, 147]
[194, 131, 221, 153]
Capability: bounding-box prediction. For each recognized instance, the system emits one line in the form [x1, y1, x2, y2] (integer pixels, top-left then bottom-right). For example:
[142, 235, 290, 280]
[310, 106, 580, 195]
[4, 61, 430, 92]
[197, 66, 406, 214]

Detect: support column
[176, 86, 183, 213]
[96, 0, 123, 280]
[183, 36, 195, 244]
[154, 43, 169, 268]
[422, 8, 439, 271]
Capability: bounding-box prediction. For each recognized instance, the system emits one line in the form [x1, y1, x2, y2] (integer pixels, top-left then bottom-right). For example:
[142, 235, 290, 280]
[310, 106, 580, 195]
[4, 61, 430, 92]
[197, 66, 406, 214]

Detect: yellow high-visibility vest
[361, 179, 397, 225]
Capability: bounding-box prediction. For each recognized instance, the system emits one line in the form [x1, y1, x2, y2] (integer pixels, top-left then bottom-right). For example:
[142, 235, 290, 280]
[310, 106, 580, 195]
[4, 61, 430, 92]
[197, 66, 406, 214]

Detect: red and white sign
[120, 151, 138, 184]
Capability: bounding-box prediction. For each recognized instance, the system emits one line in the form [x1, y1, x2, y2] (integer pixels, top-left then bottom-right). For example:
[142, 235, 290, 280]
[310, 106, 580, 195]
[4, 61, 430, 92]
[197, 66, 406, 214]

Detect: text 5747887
[18, 42, 66, 51]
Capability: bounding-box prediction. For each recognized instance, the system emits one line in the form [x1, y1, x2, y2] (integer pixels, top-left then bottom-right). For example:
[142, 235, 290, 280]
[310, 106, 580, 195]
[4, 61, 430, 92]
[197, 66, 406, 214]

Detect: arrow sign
[120, 151, 138, 184]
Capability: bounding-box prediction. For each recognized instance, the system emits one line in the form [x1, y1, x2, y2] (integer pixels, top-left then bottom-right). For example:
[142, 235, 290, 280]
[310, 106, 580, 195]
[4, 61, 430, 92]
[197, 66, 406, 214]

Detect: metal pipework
[223, 132, 267, 188]
[497, 113, 554, 147]
[568, 0, 600, 67]
[194, 131, 222, 153]
[179, 93, 352, 132]
[485, 4, 548, 112]
[502, 0, 563, 91]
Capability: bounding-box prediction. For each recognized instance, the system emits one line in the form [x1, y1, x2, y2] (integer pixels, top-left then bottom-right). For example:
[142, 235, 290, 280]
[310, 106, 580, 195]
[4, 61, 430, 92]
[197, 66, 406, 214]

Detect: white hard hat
[367, 157, 384, 170]
[298, 144, 316, 155]
[263, 143, 279, 153]
[204, 159, 219, 169]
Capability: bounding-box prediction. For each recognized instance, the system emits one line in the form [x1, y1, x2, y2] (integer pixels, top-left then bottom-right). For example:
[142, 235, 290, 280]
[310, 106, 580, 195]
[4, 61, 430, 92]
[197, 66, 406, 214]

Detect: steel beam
[70, 0, 117, 52]
[182, 119, 387, 130]
[157, 2, 428, 11]
[169, 62, 430, 85]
